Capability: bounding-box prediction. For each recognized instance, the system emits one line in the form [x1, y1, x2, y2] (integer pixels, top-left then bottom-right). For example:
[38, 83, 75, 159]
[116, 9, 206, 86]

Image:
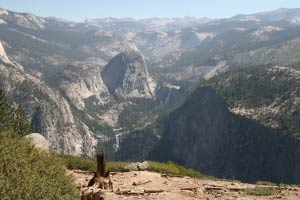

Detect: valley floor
[71, 170, 300, 200]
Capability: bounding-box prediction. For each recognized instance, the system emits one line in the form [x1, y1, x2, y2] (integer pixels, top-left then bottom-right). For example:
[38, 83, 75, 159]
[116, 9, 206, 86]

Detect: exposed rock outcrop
[101, 50, 156, 99]
[0, 41, 10, 63]
[123, 161, 150, 171]
[60, 64, 111, 110]
[156, 84, 186, 106]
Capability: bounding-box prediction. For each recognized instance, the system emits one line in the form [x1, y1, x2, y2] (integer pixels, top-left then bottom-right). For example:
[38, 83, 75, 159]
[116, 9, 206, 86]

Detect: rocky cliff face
[0, 42, 11, 63]
[60, 64, 111, 110]
[151, 87, 300, 183]
[101, 50, 156, 99]
[0, 41, 97, 157]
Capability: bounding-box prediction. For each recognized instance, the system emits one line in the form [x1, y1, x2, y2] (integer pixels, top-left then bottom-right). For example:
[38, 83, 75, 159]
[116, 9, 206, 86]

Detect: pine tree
[0, 90, 14, 133]
[13, 104, 31, 137]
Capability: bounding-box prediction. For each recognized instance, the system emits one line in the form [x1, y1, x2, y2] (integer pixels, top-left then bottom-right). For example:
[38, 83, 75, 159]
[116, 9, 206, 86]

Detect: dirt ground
[70, 170, 300, 200]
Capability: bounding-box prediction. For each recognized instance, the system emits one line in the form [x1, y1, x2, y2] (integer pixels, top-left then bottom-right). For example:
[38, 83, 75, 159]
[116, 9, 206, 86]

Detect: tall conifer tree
[13, 104, 31, 136]
[0, 90, 13, 133]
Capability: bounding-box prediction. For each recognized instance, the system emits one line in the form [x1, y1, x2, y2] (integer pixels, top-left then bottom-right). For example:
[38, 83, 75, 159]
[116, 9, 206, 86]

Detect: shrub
[59, 154, 130, 172]
[256, 181, 277, 186]
[148, 161, 181, 175]
[59, 155, 210, 179]
[60, 154, 96, 171]
[148, 161, 210, 179]
[245, 186, 276, 196]
[0, 135, 79, 200]
[106, 162, 130, 172]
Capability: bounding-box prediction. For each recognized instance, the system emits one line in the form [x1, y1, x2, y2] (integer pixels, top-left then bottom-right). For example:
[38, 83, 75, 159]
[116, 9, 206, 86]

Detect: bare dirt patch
[71, 170, 300, 200]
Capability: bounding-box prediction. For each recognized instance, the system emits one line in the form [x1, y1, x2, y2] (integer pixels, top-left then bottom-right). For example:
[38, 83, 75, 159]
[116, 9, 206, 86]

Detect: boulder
[123, 161, 149, 172]
[25, 133, 49, 152]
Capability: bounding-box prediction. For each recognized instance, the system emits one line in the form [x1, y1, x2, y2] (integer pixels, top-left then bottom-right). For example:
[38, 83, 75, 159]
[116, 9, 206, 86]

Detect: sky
[0, 0, 300, 22]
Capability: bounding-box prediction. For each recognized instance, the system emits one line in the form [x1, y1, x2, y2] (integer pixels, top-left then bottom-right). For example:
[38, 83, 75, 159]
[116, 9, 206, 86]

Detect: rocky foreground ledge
[70, 169, 300, 200]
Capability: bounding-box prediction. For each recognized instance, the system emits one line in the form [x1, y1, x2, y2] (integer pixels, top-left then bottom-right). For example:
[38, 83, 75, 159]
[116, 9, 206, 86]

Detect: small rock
[123, 161, 149, 171]
[137, 162, 149, 170]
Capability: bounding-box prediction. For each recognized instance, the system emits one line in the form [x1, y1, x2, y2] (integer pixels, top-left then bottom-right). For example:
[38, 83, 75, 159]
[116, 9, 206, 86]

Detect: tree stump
[87, 153, 113, 190]
[81, 153, 113, 200]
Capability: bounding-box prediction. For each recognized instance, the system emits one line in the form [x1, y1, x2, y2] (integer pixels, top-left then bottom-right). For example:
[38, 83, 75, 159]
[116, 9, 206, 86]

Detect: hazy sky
[0, 0, 300, 21]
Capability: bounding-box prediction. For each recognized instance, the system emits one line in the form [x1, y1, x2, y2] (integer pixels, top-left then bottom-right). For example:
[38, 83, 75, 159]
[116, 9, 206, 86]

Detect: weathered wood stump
[88, 153, 113, 190]
[81, 153, 113, 200]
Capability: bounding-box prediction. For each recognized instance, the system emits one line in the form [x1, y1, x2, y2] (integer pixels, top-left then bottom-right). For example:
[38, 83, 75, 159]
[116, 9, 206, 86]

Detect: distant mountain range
[230, 8, 300, 24]
[85, 16, 211, 35]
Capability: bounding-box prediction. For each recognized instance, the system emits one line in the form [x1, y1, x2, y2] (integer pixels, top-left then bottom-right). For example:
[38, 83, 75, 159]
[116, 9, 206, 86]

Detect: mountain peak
[101, 50, 156, 99]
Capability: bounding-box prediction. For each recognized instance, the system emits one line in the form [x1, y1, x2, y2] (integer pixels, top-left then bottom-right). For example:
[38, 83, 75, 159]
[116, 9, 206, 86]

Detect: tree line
[0, 89, 31, 136]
